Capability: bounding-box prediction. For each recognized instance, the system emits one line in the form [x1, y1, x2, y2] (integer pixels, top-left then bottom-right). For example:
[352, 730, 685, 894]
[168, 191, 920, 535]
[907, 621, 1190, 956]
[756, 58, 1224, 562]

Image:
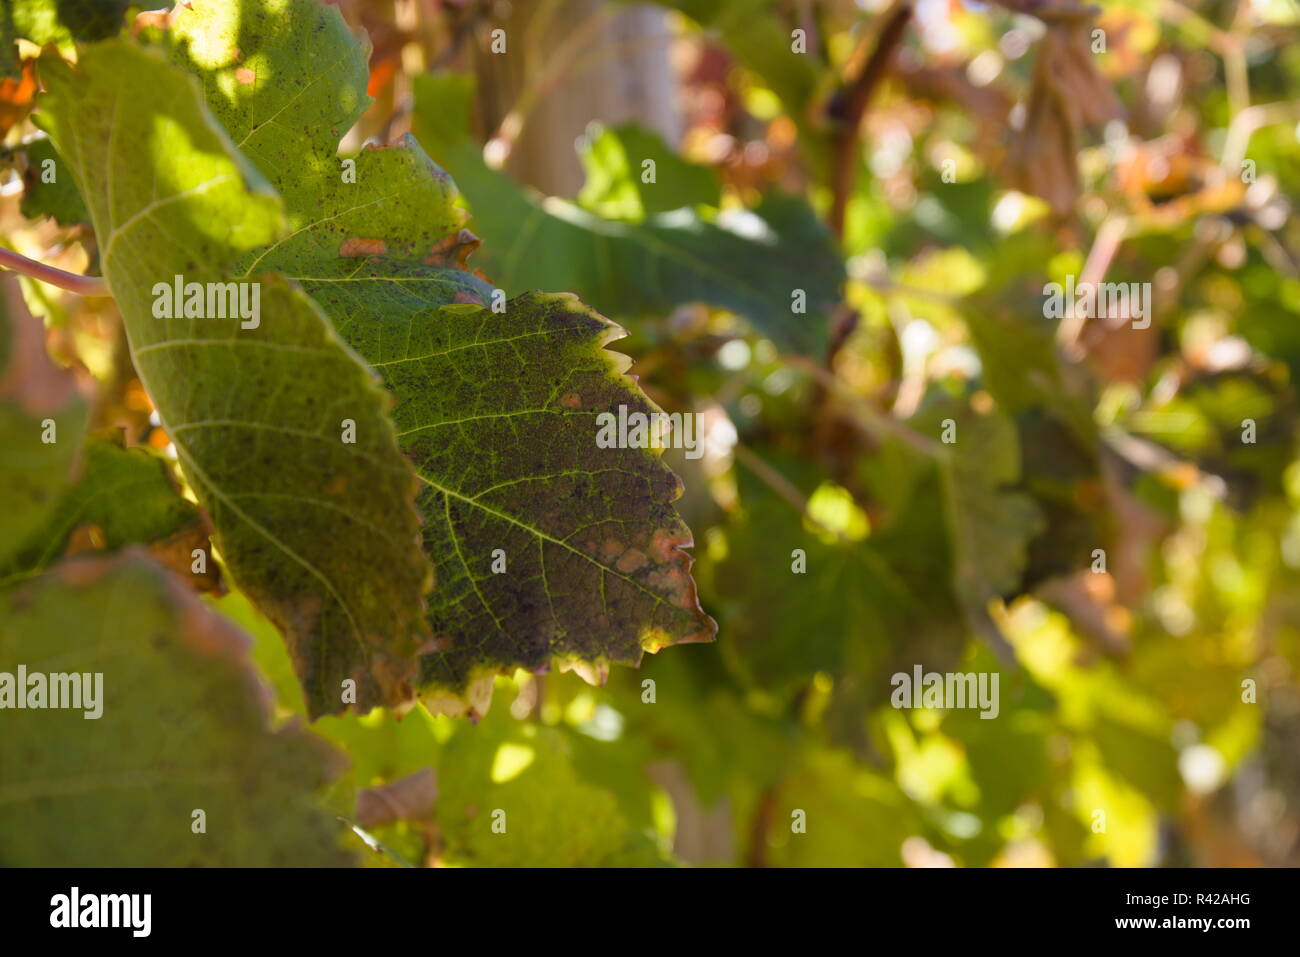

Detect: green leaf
[169, 0, 466, 270]
[961, 287, 1112, 585]
[1, 435, 215, 588]
[411, 72, 843, 356]
[765, 749, 919, 867]
[20, 137, 88, 226]
[11, 0, 131, 45]
[710, 405, 1040, 709]
[164, 0, 715, 701]
[312, 681, 665, 866]
[578, 123, 720, 220]
[940, 663, 1055, 824]
[913, 400, 1044, 633]
[0, 272, 88, 566]
[433, 693, 664, 866]
[709, 451, 967, 702]
[600, 643, 797, 807]
[36, 41, 433, 719]
[961, 270, 1098, 450]
[0, 552, 352, 866]
[853, 398, 1043, 658]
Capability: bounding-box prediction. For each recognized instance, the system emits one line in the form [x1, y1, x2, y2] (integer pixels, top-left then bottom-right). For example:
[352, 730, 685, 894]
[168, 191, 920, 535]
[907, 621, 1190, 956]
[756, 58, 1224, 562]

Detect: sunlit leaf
[38, 40, 433, 718]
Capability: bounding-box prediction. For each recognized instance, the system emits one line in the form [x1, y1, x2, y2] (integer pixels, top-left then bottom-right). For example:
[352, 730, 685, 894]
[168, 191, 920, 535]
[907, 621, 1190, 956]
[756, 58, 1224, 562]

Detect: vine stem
[0, 246, 109, 297]
[826, 0, 913, 240]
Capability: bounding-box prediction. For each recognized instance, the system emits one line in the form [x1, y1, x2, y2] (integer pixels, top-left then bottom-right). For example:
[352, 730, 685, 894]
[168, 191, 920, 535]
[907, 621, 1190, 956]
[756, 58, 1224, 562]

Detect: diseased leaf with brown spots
[163, 0, 715, 710]
[371, 292, 716, 699]
[36, 41, 433, 719]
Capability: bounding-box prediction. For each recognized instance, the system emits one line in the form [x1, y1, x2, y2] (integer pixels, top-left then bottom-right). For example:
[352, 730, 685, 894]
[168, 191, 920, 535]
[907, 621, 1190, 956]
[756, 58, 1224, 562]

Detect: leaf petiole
[0, 246, 110, 297]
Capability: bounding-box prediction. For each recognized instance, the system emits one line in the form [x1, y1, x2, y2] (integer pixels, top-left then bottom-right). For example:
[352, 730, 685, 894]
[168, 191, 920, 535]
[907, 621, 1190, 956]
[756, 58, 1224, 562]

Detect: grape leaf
[765, 750, 919, 867]
[708, 402, 1040, 724]
[36, 41, 433, 719]
[0, 272, 88, 566]
[1, 434, 219, 592]
[364, 291, 717, 694]
[1, 0, 133, 78]
[20, 137, 88, 226]
[711, 450, 968, 703]
[911, 400, 1045, 636]
[0, 552, 351, 866]
[597, 642, 798, 808]
[300, 672, 666, 866]
[577, 122, 721, 220]
[164, 0, 716, 703]
[410, 72, 843, 357]
[10, 0, 131, 45]
[961, 284, 1113, 586]
[432, 694, 665, 866]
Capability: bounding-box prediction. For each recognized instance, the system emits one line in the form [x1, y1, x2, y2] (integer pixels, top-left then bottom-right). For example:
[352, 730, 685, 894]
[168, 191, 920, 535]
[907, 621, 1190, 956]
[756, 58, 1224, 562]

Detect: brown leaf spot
[648, 564, 688, 595]
[370, 652, 417, 693]
[132, 4, 188, 36]
[560, 393, 582, 409]
[615, 548, 648, 573]
[234, 67, 256, 85]
[421, 634, 453, 653]
[339, 238, 386, 258]
[424, 229, 481, 270]
[147, 521, 225, 596]
[649, 527, 692, 564]
[65, 524, 106, 555]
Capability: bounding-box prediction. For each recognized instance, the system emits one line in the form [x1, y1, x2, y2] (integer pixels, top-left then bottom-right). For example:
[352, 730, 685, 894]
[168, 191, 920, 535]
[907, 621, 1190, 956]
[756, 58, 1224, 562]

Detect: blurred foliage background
[6, 0, 1300, 867]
